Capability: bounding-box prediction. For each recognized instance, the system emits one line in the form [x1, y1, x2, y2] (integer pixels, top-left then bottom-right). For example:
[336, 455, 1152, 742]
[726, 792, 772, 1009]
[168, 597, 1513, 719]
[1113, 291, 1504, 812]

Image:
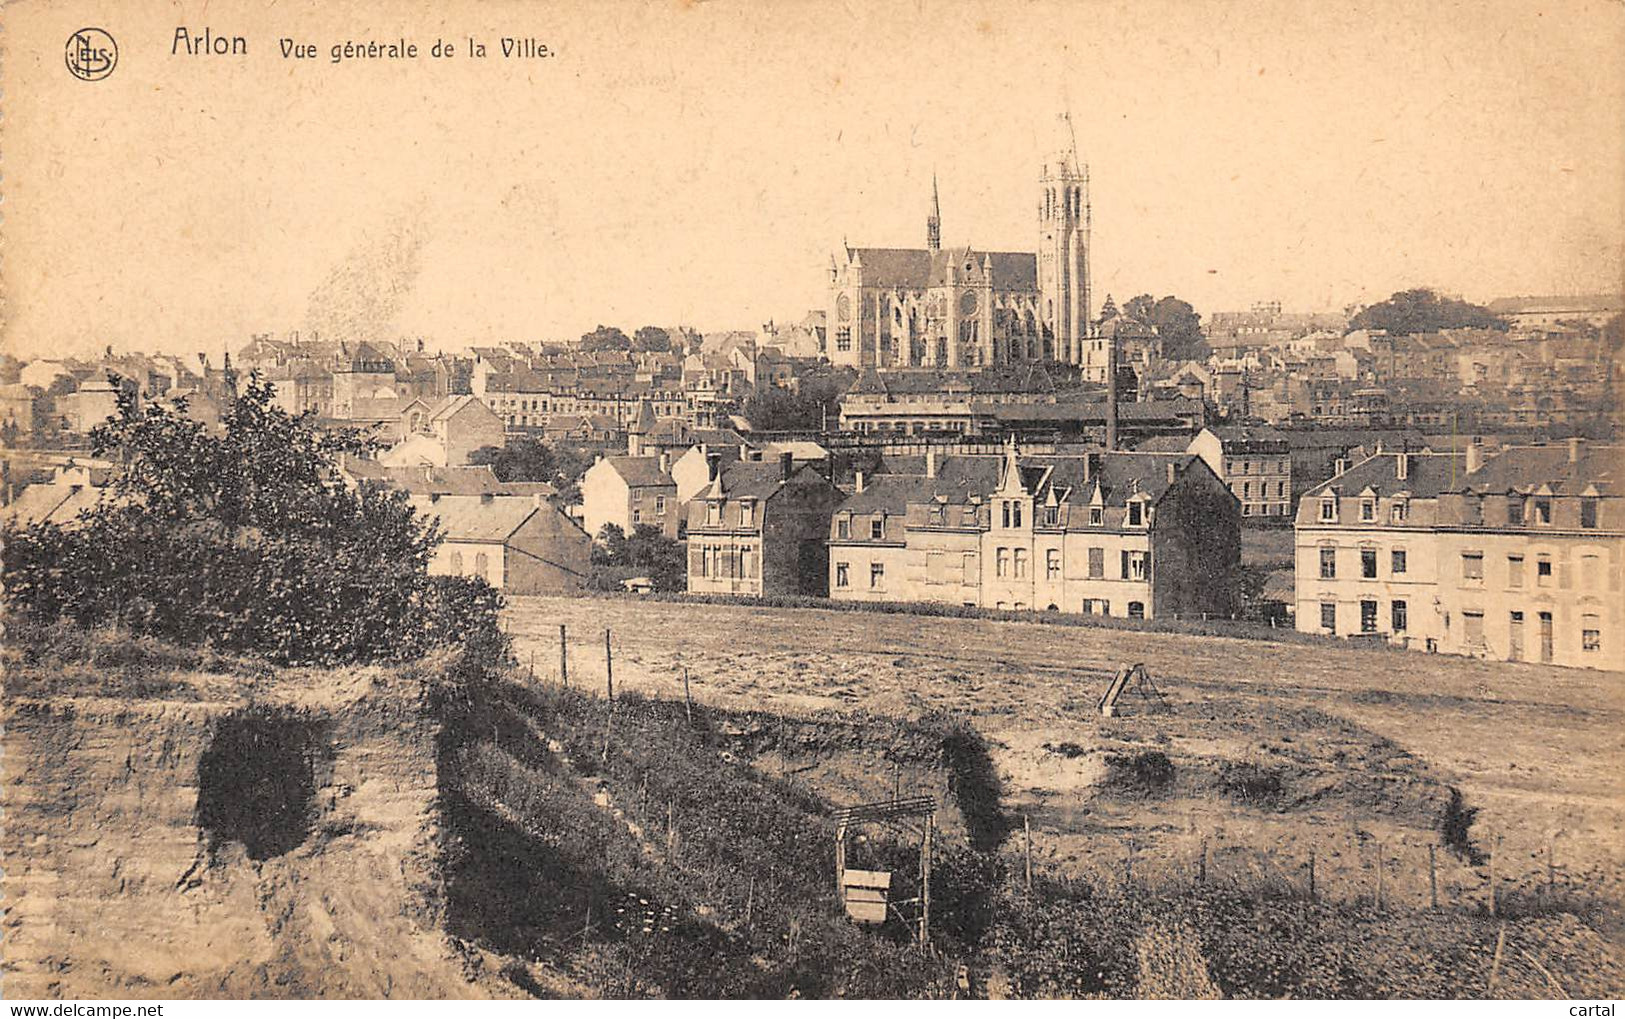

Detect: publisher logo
[66, 28, 118, 81]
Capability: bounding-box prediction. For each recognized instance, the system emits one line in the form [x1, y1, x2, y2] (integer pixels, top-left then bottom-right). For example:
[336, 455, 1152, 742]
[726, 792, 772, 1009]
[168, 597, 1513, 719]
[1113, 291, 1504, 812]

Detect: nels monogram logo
[66, 27, 118, 81]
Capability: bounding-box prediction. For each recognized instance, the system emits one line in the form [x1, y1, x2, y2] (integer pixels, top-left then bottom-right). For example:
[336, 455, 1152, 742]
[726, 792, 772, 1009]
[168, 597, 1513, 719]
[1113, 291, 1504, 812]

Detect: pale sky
[4, 0, 1623, 358]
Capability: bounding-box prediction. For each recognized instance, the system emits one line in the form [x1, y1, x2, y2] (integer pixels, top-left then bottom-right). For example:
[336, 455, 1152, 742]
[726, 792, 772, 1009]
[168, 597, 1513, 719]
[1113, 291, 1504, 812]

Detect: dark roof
[1306, 451, 1467, 499]
[1459, 442, 1618, 496]
[605, 456, 675, 489]
[845, 246, 1038, 291]
[407, 495, 540, 542]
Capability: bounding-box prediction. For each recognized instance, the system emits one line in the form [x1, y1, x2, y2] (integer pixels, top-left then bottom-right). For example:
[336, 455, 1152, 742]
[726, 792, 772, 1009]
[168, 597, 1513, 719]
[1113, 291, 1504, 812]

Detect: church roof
[844, 247, 1038, 291]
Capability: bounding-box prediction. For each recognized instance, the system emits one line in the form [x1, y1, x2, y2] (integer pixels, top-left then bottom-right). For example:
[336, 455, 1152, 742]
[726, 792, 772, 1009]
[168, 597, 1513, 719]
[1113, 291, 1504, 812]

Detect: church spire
[926, 173, 941, 252]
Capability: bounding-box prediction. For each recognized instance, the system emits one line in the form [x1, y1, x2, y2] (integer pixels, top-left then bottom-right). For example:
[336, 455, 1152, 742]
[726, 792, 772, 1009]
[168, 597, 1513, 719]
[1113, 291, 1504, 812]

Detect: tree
[579, 325, 632, 352]
[1349, 288, 1508, 336]
[632, 326, 673, 353]
[740, 369, 852, 432]
[2, 377, 506, 667]
[1123, 294, 1156, 323]
[469, 437, 592, 508]
[1147, 296, 1206, 361]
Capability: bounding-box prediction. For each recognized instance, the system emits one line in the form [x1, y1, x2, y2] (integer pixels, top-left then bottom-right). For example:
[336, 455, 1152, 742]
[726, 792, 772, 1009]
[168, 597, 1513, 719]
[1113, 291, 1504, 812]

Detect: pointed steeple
[926, 173, 942, 252]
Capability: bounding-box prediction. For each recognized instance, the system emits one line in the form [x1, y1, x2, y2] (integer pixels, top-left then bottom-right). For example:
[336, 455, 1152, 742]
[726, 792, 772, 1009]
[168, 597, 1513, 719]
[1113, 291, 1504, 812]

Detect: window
[1243, 482, 1252, 499]
[1013, 502, 1023, 528]
[1360, 599, 1378, 633]
[1044, 505, 1059, 526]
[1508, 496, 1525, 525]
[1360, 499, 1375, 522]
[1127, 602, 1145, 619]
[655, 495, 667, 516]
[1581, 498, 1598, 529]
[836, 327, 851, 352]
[1462, 552, 1484, 582]
[1391, 501, 1408, 523]
[1361, 548, 1377, 579]
[1320, 498, 1336, 522]
[1123, 551, 1148, 581]
[1463, 610, 1485, 646]
[835, 562, 849, 588]
[1534, 498, 1552, 525]
[1090, 506, 1104, 526]
[870, 517, 884, 540]
[707, 501, 721, 525]
[1320, 601, 1336, 632]
[741, 501, 755, 527]
[742, 547, 757, 578]
[450, 550, 464, 573]
[1537, 556, 1553, 586]
[1581, 554, 1600, 589]
[963, 552, 979, 584]
[836, 516, 850, 540]
[1087, 546, 1104, 579]
[870, 562, 884, 588]
[1392, 600, 1407, 632]
[1391, 549, 1407, 575]
[996, 548, 1010, 578]
[1013, 549, 1028, 579]
[1508, 554, 1524, 588]
[1582, 616, 1601, 653]
[1127, 502, 1143, 526]
[1046, 549, 1061, 581]
[1002, 502, 1011, 528]
[1319, 547, 1337, 579]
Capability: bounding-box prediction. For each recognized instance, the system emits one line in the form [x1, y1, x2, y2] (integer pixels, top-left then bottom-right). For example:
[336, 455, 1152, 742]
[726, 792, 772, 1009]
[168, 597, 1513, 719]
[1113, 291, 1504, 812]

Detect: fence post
[1198, 838, 1207, 885]
[682, 668, 693, 726]
[1547, 834, 1555, 893]
[1023, 814, 1033, 897]
[1125, 838, 1135, 887]
[1429, 844, 1438, 909]
[1376, 841, 1384, 910]
[1308, 847, 1317, 901]
[1488, 835, 1498, 918]
[559, 623, 569, 688]
[605, 627, 615, 702]
[1486, 922, 1507, 996]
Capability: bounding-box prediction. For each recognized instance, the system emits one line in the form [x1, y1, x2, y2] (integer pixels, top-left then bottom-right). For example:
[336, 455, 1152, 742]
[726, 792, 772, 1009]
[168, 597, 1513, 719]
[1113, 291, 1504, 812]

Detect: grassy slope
[504, 596, 1625, 913]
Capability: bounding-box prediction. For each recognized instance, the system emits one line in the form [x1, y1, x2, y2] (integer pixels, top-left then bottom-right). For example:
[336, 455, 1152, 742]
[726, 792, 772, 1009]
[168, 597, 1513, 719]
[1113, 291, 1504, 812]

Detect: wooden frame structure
[832, 795, 937, 945]
[1096, 661, 1169, 717]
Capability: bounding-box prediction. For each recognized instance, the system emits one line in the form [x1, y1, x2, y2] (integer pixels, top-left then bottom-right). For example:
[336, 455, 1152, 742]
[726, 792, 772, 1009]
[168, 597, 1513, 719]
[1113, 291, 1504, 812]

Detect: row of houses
[1294, 438, 1621, 670]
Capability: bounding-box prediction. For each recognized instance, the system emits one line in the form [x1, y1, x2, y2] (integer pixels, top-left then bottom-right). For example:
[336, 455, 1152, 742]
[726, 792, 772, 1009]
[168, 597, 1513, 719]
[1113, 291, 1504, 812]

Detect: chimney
[533, 493, 545, 509]
[855, 470, 866, 494]
[1105, 332, 1120, 451]
[659, 451, 671, 476]
[1568, 437, 1583, 463]
[926, 447, 938, 479]
[740, 442, 754, 462]
[1334, 457, 1348, 476]
[706, 451, 722, 482]
[480, 492, 494, 505]
[1167, 462, 1178, 484]
[1396, 453, 1409, 481]
[1466, 437, 1483, 475]
[780, 451, 794, 481]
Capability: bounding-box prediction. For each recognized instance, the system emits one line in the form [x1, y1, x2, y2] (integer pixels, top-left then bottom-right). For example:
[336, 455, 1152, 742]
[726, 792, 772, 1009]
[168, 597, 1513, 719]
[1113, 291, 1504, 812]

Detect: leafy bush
[1102, 750, 1175, 798]
[1439, 786, 1485, 864]
[1, 378, 507, 670]
[1219, 761, 1285, 807]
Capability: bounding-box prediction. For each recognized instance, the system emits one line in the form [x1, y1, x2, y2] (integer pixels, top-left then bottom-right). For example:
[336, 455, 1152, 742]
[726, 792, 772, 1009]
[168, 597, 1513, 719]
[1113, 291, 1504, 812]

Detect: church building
[827, 128, 1093, 371]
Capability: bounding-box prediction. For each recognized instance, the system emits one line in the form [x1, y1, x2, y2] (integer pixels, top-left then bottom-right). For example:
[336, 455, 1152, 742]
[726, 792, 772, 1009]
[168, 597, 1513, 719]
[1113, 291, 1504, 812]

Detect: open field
[506, 595, 1625, 924]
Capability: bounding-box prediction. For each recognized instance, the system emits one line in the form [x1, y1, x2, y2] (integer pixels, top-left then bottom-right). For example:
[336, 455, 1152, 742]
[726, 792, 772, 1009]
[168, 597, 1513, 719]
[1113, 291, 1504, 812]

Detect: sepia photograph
[1, 0, 1622, 1006]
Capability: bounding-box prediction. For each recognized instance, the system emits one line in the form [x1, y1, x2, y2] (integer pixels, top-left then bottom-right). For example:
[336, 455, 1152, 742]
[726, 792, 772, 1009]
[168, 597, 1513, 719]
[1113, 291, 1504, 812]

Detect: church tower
[1037, 114, 1091, 364]
[926, 173, 942, 252]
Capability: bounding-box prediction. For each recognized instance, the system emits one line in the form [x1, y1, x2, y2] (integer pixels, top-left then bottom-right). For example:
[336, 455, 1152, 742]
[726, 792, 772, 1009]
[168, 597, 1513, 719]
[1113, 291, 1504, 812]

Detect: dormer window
[836, 515, 850, 540]
[1044, 505, 1059, 527]
[1090, 506, 1104, 526]
[1360, 499, 1375, 522]
[707, 501, 721, 526]
[1534, 497, 1552, 525]
[1127, 501, 1144, 527]
[870, 517, 884, 540]
[740, 501, 755, 527]
[1320, 498, 1337, 522]
[1391, 500, 1408, 523]
[1582, 497, 1598, 529]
